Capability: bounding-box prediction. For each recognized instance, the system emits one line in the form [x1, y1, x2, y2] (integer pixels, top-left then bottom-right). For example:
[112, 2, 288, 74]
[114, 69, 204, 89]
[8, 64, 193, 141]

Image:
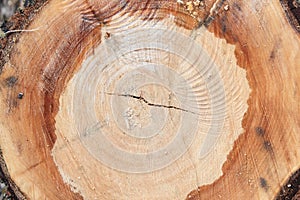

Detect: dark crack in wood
[106, 92, 200, 116]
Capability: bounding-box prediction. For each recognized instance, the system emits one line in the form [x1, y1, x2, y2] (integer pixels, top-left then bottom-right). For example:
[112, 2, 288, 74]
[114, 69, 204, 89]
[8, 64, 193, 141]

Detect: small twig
[0, 27, 43, 38]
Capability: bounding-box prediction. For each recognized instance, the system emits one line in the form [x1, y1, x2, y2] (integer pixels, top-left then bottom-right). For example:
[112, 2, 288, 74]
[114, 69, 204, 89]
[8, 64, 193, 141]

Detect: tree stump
[0, 0, 299, 199]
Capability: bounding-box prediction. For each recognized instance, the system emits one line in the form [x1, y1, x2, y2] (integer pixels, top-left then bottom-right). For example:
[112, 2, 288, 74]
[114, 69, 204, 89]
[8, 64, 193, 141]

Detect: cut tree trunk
[0, 0, 299, 199]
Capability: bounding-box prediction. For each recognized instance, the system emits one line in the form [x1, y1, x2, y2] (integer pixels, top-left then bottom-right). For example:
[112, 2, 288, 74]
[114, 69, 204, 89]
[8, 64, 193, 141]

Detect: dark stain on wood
[254, 127, 274, 153]
[232, 2, 242, 12]
[220, 16, 227, 34]
[259, 177, 268, 191]
[263, 140, 273, 152]
[5, 76, 17, 87]
[269, 40, 281, 61]
[276, 169, 300, 200]
[269, 49, 276, 60]
[255, 127, 265, 136]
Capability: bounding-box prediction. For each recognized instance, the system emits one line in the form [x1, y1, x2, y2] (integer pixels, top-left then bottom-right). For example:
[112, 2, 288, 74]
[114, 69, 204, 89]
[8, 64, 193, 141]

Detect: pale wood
[0, 0, 299, 199]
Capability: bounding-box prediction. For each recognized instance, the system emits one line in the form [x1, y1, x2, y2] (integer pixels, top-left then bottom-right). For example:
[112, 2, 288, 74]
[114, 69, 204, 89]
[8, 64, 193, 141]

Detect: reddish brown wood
[0, 0, 299, 199]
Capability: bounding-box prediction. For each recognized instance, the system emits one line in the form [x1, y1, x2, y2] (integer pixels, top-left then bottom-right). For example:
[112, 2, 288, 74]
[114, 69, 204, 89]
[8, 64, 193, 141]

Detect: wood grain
[0, 0, 299, 199]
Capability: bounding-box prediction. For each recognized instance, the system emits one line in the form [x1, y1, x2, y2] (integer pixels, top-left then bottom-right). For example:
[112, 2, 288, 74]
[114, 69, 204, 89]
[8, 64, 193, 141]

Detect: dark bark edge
[0, 0, 49, 72]
[0, 149, 26, 199]
[0, 0, 48, 199]
[275, 168, 300, 200]
[279, 0, 300, 33]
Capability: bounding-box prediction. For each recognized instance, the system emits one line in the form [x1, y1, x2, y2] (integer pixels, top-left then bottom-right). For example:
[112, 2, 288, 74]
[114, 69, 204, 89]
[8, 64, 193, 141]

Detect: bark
[0, 0, 299, 199]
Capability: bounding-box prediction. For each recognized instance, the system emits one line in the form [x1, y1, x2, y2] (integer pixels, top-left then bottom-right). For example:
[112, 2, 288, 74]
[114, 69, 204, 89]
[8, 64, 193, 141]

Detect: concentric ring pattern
[72, 26, 226, 173]
[53, 13, 250, 199]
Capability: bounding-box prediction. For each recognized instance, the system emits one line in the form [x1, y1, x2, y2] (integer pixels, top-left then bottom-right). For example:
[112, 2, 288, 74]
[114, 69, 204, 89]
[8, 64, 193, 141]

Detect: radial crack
[106, 92, 199, 115]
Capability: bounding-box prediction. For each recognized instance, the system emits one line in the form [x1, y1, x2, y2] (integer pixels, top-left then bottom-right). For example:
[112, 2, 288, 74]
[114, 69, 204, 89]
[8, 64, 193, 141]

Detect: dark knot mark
[5, 76, 18, 87]
[259, 177, 269, 191]
[255, 126, 265, 136]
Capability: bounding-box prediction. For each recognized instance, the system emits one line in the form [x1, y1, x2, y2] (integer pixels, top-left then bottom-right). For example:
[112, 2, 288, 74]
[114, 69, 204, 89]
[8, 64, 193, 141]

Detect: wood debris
[224, 4, 229, 11]
[176, 0, 206, 19]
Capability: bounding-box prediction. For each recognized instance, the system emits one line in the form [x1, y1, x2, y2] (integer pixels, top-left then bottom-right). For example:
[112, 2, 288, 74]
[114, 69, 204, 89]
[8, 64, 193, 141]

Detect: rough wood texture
[0, 0, 299, 199]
